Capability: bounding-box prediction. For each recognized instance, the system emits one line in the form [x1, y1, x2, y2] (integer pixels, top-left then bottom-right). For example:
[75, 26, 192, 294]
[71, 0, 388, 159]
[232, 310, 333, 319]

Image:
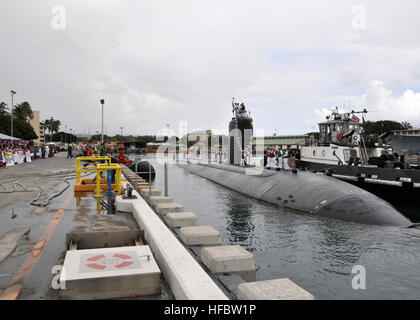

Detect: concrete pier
[155, 203, 184, 216]
[201, 245, 255, 281]
[140, 188, 161, 197]
[148, 196, 173, 206]
[237, 278, 315, 300]
[180, 226, 220, 246]
[166, 212, 198, 228]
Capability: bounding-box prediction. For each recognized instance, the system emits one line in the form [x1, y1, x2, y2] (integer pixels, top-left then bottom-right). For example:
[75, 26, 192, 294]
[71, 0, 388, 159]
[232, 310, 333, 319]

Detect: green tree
[362, 120, 404, 135]
[0, 102, 8, 116]
[0, 102, 10, 134]
[0, 101, 37, 140]
[51, 119, 61, 134]
[13, 118, 38, 140]
[42, 118, 61, 140]
[14, 102, 34, 122]
[401, 121, 413, 130]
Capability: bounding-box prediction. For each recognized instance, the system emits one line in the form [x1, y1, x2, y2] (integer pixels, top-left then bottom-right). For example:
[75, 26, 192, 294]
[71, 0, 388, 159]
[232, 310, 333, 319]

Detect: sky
[1, 0, 420, 137]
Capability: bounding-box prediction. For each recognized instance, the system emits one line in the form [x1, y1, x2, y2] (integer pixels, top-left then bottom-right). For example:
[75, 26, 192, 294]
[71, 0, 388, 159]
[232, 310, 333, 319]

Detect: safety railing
[74, 156, 122, 197]
[75, 156, 112, 185]
[95, 163, 122, 197]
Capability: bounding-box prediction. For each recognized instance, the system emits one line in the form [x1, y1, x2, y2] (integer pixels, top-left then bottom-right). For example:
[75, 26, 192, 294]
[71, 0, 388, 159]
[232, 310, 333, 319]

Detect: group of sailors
[265, 147, 296, 170]
[232, 102, 248, 118]
[0, 143, 57, 167]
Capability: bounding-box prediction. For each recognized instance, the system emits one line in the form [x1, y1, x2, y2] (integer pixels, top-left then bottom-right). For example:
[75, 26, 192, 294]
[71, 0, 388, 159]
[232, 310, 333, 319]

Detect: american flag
[351, 115, 360, 123]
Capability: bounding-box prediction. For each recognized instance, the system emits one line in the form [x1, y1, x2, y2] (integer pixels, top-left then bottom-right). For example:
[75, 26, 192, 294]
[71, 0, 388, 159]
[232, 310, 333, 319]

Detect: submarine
[185, 163, 412, 227]
[183, 100, 412, 227]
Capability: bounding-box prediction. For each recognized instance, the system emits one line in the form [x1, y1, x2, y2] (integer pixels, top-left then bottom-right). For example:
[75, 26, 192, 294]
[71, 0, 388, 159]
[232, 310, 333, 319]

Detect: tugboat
[295, 108, 420, 221]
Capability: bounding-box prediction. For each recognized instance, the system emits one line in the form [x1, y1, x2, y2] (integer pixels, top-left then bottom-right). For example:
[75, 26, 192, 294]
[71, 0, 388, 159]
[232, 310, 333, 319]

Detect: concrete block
[180, 226, 220, 246]
[136, 183, 150, 187]
[201, 245, 254, 274]
[140, 188, 161, 197]
[116, 195, 134, 213]
[156, 203, 184, 216]
[167, 212, 198, 228]
[237, 278, 315, 300]
[60, 245, 161, 300]
[148, 196, 173, 206]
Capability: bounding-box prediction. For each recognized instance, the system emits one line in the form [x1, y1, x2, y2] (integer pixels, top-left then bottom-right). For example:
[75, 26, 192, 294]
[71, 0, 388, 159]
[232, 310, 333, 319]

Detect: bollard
[164, 162, 168, 197]
[107, 169, 114, 214]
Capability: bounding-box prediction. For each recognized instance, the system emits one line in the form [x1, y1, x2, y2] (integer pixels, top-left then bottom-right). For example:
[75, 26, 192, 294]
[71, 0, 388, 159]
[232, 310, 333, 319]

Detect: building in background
[29, 110, 45, 144]
[254, 134, 309, 152]
[388, 129, 420, 168]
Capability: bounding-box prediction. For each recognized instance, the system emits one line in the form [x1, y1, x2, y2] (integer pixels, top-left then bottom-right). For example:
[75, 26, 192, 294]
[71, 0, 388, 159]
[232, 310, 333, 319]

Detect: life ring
[337, 131, 346, 140]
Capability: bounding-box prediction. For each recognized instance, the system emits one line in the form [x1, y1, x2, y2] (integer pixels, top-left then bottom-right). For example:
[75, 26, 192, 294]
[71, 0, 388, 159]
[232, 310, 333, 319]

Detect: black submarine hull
[297, 159, 420, 221]
[184, 163, 412, 227]
[127, 160, 156, 181]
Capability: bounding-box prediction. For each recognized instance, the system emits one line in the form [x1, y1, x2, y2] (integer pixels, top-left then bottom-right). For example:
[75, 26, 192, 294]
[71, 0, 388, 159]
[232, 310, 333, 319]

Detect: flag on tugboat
[352, 115, 360, 123]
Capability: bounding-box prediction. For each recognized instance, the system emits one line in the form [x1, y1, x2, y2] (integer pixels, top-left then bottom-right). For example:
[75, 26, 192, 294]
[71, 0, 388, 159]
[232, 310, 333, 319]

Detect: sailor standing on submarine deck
[266, 148, 277, 169]
[240, 150, 245, 166]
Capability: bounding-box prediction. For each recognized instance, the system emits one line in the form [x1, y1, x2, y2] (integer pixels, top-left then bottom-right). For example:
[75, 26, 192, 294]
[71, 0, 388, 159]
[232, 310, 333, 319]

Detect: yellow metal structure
[74, 156, 122, 197]
[95, 163, 122, 197]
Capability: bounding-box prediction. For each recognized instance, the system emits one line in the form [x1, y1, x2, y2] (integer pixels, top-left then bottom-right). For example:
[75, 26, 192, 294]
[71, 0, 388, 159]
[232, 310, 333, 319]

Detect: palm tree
[0, 102, 8, 116]
[401, 121, 413, 130]
[52, 119, 61, 134]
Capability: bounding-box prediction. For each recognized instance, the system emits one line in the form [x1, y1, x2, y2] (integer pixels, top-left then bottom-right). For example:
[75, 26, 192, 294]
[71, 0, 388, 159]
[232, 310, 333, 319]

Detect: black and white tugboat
[296, 108, 420, 221]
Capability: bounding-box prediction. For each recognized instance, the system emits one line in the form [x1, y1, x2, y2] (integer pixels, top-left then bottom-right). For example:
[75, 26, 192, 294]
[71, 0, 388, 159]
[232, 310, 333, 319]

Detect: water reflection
[223, 193, 255, 249]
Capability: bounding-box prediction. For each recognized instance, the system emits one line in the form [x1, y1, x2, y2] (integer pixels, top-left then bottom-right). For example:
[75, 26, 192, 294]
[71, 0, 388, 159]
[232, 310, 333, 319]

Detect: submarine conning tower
[229, 98, 254, 165]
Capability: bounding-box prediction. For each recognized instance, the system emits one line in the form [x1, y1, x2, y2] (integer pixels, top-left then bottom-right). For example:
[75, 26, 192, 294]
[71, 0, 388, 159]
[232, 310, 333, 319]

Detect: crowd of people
[0, 141, 111, 167]
[0, 141, 58, 167]
[265, 146, 296, 170]
[76, 143, 108, 157]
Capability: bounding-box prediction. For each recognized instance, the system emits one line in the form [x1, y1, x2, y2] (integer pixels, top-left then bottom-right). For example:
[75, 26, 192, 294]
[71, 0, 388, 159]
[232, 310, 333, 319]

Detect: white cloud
[1, 0, 420, 136]
[361, 81, 420, 126]
[313, 81, 420, 129]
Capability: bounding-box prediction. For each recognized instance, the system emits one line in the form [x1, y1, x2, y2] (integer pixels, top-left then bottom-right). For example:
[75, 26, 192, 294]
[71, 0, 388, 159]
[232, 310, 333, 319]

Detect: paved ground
[0, 152, 148, 300]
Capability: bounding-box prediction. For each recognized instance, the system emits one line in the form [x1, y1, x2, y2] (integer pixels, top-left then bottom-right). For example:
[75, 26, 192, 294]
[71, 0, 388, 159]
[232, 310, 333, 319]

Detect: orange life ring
[337, 131, 346, 140]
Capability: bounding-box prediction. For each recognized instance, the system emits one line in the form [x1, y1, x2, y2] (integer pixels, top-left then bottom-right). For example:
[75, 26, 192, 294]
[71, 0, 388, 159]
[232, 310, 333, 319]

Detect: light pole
[50, 117, 54, 142]
[70, 128, 72, 143]
[64, 125, 67, 143]
[10, 90, 16, 137]
[100, 99, 105, 144]
[120, 127, 123, 137]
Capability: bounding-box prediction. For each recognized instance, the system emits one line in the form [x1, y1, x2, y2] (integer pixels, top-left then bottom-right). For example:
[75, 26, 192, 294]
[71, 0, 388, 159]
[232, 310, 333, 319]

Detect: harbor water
[134, 154, 420, 300]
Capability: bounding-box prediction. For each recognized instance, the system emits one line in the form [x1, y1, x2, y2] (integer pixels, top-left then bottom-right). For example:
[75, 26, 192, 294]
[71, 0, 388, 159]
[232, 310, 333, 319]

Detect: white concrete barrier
[116, 192, 228, 300]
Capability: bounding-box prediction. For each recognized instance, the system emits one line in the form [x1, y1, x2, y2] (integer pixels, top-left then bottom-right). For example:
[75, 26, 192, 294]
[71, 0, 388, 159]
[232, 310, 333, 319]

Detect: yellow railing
[75, 156, 112, 184]
[74, 156, 122, 196]
[95, 163, 122, 197]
